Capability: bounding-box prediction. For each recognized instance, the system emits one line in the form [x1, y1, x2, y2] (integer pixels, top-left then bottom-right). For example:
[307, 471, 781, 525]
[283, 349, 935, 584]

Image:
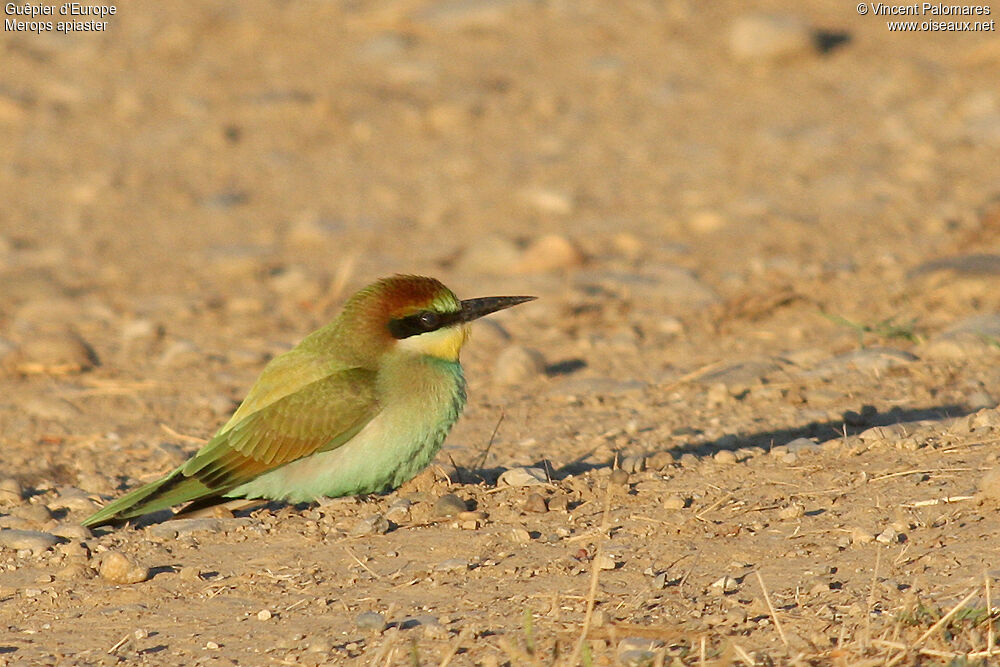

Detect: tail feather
[81, 470, 220, 528]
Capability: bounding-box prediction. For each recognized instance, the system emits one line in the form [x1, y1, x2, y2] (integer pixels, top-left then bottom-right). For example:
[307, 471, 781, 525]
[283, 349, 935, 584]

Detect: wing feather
[182, 367, 379, 492]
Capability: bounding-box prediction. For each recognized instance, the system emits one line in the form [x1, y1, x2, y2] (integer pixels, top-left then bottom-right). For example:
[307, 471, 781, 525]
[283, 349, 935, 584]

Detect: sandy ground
[3, 1, 1000, 665]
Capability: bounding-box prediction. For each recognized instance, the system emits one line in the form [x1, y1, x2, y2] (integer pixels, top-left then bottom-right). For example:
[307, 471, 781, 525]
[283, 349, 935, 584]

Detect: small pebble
[434, 558, 469, 572]
[497, 467, 548, 487]
[0, 517, 33, 531]
[728, 13, 815, 62]
[851, 527, 875, 544]
[355, 611, 386, 632]
[98, 551, 150, 584]
[518, 189, 575, 216]
[385, 499, 412, 522]
[710, 575, 739, 594]
[620, 455, 645, 474]
[420, 617, 450, 640]
[257, 609, 272, 621]
[875, 526, 896, 544]
[595, 553, 618, 570]
[515, 234, 583, 273]
[685, 209, 727, 233]
[58, 541, 89, 559]
[618, 638, 666, 666]
[0, 529, 61, 553]
[608, 469, 630, 486]
[51, 524, 91, 541]
[663, 495, 687, 510]
[179, 566, 202, 581]
[547, 493, 570, 511]
[858, 424, 908, 444]
[785, 437, 820, 454]
[778, 503, 805, 520]
[49, 486, 99, 511]
[0, 478, 23, 504]
[456, 235, 521, 274]
[522, 492, 548, 513]
[714, 450, 737, 465]
[726, 608, 749, 624]
[876, 527, 903, 544]
[970, 409, 1000, 430]
[432, 494, 468, 517]
[706, 383, 731, 405]
[10, 504, 52, 524]
[16, 331, 98, 375]
[509, 527, 532, 543]
[350, 515, 390, 536]
[308, 638, 331, 653]
[148, 518, 224, 539]
[205, 641, 219, 650]
[493, 345, 546, 386]
[55, 562, 93, 581]
[978, 468, 1000, 501]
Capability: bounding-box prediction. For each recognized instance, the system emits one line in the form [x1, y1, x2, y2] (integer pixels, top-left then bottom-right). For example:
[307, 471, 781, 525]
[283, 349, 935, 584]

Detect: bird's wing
[81, 366, 379, 526]
[219, 345, 346, 432]
[180, 366, 380, 491]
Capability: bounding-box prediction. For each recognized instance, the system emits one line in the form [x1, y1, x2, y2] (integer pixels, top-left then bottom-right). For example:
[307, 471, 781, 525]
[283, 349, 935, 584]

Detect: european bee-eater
[82, 275, 534, 528]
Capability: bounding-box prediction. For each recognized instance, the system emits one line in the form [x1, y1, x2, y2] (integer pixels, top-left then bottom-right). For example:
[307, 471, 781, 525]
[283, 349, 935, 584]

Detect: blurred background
[4, 1, 997, 300]
[2, 0, 1000, 465]
[3, 3, 1000, 663]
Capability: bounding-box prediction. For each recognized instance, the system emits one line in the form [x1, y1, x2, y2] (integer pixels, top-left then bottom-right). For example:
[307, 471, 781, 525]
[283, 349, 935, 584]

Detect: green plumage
[82, 276, 531, 529]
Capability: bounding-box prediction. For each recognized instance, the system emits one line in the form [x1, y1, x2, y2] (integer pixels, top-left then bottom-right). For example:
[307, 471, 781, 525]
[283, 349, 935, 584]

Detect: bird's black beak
[459, 295, 536, 323]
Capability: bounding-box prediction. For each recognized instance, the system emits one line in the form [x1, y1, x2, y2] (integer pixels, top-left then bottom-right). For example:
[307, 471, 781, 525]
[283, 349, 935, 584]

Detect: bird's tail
[81, 470, 217, 528]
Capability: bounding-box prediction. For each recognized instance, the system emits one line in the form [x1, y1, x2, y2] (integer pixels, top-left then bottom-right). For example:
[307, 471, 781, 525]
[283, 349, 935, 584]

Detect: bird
[82, 275, 534, 528]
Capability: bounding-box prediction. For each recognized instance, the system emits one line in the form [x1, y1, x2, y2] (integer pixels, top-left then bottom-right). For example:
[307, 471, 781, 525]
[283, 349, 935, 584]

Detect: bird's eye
[418, 311, 440, 330]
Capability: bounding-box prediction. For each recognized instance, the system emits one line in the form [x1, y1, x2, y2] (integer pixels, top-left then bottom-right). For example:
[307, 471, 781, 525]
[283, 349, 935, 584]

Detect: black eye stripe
[388, 310, 460, 339]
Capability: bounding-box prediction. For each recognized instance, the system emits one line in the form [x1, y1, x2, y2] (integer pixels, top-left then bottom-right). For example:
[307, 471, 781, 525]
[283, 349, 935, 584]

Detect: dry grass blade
[474, 410, 505, 473]
[311, 256, 357, 318]
[988, 572, 995, 657]
[660, 360, 727, 392]
[569, 546, 602, 665]
[912, 588, 978, 647]
[107, 632, 131, 654]
[732, 642, 755, 666]
[496, 636, 539, 666]
[569, 543, 606, 664]
[870, 468, 972, 482]
[159, 422, 208, 444]
[755, 570, 788, 647]
[903, 495, 974, 507]
[343, 545, 380, 579]
[438, 626, 471, 667]
[864, 548, 880, 648]
[885, 588, 982, 665]
[695, 491, 735, 522]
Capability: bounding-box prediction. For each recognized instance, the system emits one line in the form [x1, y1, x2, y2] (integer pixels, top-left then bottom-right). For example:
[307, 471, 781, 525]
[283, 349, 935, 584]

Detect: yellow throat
[398, 324, 470, 361]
